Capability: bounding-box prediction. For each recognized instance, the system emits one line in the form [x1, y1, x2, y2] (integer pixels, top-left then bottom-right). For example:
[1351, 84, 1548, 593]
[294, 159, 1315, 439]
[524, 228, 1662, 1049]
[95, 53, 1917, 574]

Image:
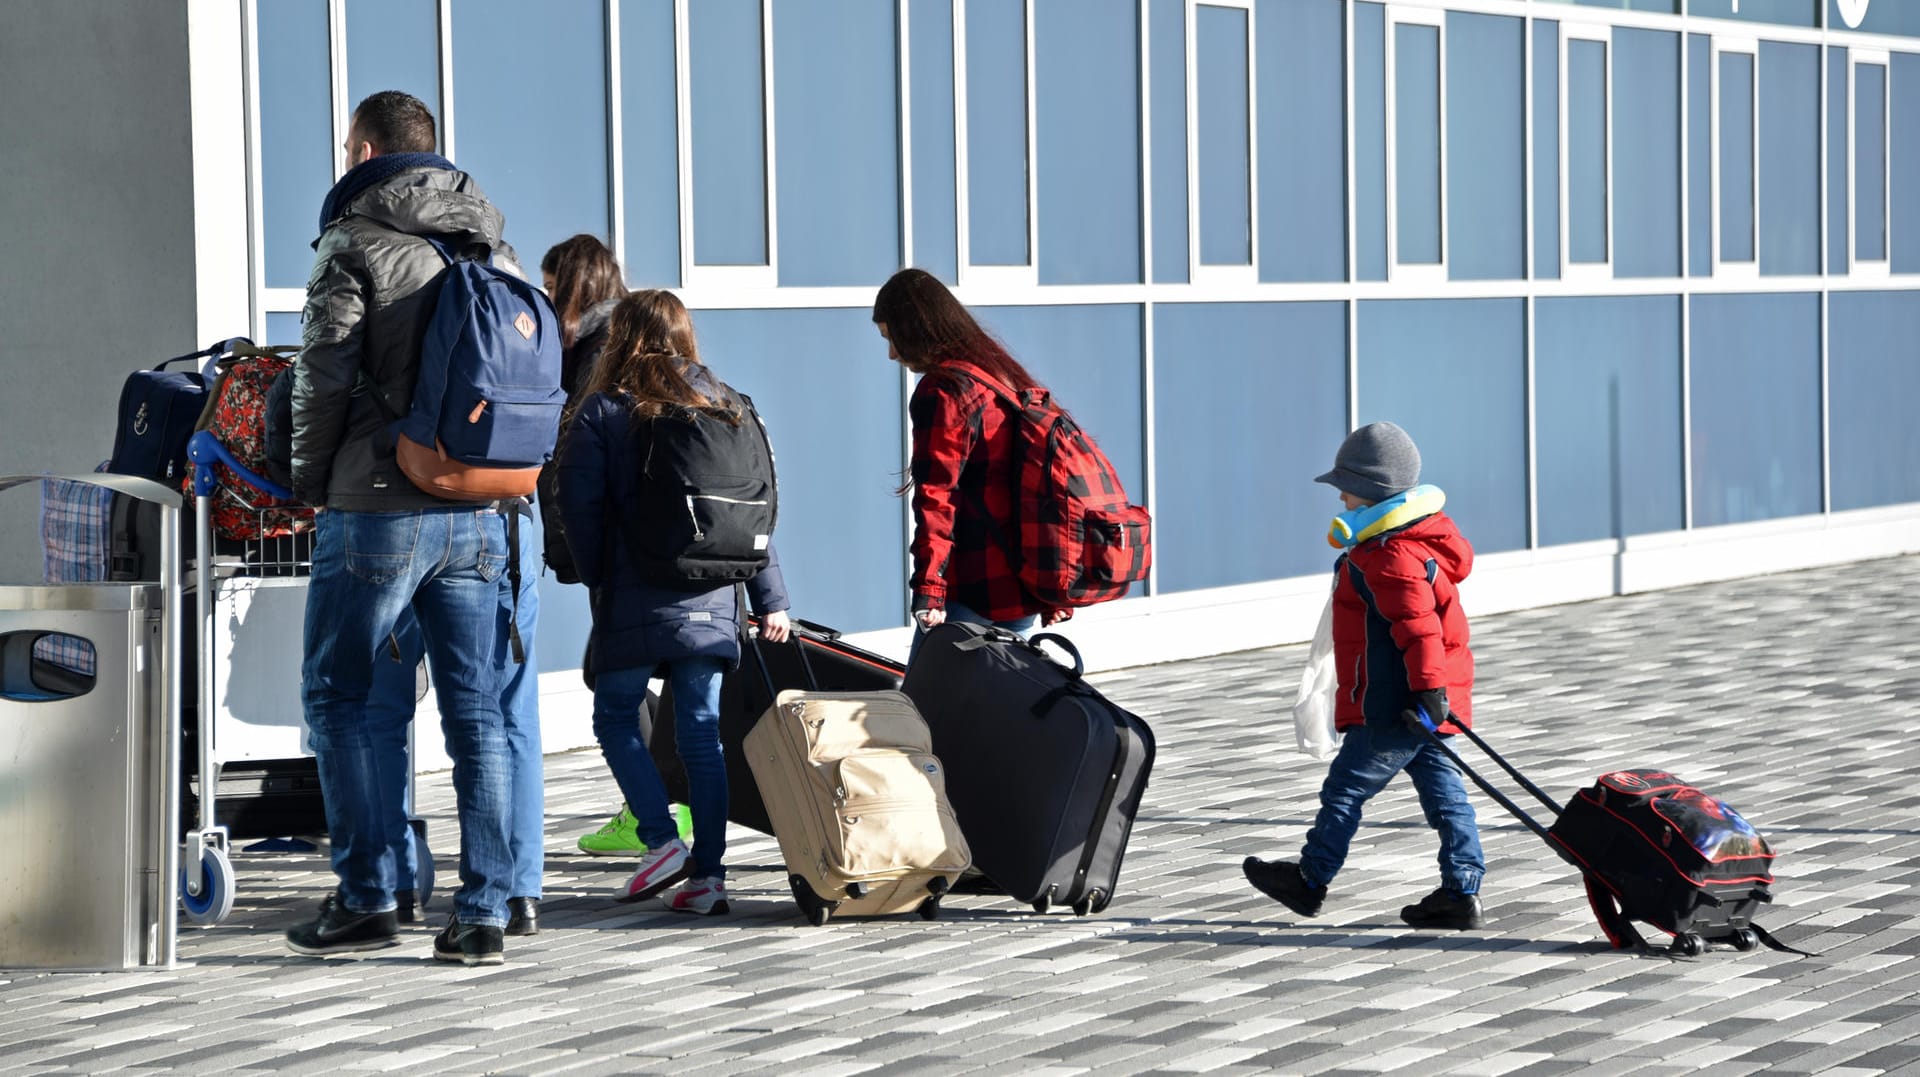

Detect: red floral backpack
[181, 342, 315, 541]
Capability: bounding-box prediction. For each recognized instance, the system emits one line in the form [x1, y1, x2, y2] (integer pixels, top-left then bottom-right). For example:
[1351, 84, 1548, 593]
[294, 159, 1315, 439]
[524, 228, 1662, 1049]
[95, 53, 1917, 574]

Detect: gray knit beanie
[1315, 421, 1422, 502]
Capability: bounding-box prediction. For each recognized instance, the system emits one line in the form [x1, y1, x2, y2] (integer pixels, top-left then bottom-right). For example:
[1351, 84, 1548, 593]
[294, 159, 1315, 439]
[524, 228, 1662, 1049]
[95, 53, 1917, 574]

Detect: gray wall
[0, 1, 200, 580]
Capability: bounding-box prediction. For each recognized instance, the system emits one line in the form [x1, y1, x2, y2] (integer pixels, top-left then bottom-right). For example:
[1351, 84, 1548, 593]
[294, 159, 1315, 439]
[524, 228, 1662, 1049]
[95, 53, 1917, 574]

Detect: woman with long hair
[557, 289, 792, 916]
[537, 235, 628, 587]
[872, 268, 1071, 650]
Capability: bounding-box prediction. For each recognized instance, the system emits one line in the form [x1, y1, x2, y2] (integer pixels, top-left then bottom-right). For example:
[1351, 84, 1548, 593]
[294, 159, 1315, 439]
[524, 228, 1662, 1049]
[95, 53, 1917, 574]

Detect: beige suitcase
[744, 688, 971, 924]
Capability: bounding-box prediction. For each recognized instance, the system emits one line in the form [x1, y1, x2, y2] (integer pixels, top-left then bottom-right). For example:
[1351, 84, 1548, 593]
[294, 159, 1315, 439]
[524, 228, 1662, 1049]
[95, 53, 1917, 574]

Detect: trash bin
[0, 474, 182, 971]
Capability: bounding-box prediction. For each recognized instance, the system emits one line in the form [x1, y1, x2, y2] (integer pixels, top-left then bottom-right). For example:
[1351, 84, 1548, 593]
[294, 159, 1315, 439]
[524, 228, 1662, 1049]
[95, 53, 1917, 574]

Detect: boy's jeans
[1299, 723, 1486, 896]
[590, 658, 729, 880]
[302, 507, 514, 928]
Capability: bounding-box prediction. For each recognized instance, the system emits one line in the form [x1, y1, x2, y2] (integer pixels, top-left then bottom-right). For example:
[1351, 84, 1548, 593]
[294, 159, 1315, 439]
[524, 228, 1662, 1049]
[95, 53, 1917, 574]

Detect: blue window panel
[533, 571, 592, 675]
[1688, 293, 1822, 527]
[1259, 0, 1346, 283]
[774, 0, 900, 287]
[1197, 5, 1252, 267]
[1394, 23, 1442, 266]
[1759, 42, 1819, 275]
[1150, 0, 1188, 283]
[966, 0, 1030, 266]
[265, 312, 304, 346]
[690, 0, 768, 266]
[1534, 296, 1684, 545]
[1828, 290, 1920, 510]
[1537, 0, 1677, 10]
[1896, 55, 1920, 274]
[1688, 34, 1712, 276]
[453, 0, 609, 273]
[620, 0, 680, 287]
[1355, 3, 1387, 281]
[1719, 50, 1756, 264]
[1856, 61, 1888, 263]
[1828, 46, 1849, 274]
[1357, 300, 1527, 554]
[1534, 20, 1561, 279]
[975, 306, 1144, 508]
[1445, 13, 1523, 280]
[344, 0, 439, 122]
[691, 308, 907, 631]
[910, 0, 958, 282]
[258, 1, 332, 290]
[1153, 303, 1347, 590]
[1684, 0, 1816, 29]
[1612, 30, 1681, 278]
[1035, 0, 1140, 285]
[1568, 39, 1609, 265]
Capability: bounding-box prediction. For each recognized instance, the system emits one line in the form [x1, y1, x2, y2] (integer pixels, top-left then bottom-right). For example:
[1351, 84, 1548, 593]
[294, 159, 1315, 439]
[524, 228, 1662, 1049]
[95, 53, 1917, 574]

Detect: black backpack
[624, 384, 778, 590]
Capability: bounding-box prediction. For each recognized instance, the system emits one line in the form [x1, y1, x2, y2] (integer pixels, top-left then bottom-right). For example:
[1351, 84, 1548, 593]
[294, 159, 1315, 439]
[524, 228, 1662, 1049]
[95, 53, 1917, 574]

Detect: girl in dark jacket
[558, 289, 792, 916]
[872, 269, 1070, 652]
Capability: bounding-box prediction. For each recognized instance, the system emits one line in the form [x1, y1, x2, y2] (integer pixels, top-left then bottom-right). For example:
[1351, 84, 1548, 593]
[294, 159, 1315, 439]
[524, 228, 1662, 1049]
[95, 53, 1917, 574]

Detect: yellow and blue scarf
[1327, 484, 1446, 549]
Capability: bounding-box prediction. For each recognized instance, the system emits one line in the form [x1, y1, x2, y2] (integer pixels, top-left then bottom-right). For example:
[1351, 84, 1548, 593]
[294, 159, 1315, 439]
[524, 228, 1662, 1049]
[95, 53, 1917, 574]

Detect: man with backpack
[286, 90, 558, 966]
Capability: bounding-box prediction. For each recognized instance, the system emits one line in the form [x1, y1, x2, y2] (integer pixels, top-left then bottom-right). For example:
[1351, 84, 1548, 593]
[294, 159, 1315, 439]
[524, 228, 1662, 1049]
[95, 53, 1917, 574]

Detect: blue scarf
[316, 151, 455, 238]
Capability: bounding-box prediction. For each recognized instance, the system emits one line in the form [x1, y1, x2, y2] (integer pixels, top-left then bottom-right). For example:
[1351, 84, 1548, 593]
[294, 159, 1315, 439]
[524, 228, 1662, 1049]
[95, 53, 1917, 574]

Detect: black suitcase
[647, 617, 905, 835]
[1409, 708, 1811, 957]
[901, 622, 1155, 916]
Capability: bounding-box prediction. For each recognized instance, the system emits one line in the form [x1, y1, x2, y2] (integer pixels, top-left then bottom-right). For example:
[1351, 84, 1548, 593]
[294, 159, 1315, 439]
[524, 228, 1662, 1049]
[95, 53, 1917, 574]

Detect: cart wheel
[1730, 928, 1758, 952]
[917, 897, 942, 921]
[180, 846, 235, 926]
[409, 818, 435, 912]
[1671, 932, 1707, 957]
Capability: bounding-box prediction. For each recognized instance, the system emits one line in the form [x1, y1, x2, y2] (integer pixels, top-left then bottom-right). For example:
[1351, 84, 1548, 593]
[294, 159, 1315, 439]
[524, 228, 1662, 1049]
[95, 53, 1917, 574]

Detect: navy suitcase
[106, 339, 250, 482]
[647, 618, 904, 835]
[901, 623, 1155, 915]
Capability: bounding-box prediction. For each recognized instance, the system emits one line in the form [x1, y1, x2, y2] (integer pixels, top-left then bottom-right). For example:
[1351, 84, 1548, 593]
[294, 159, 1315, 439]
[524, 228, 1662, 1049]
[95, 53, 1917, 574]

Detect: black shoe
[1242, 857, 1325, 918]
[395, 889, 423, 925]
[1400, 888, 1485, 930]
[434, 918, 506, 966]
[506, 896, 539, 937]
[285, 892, 402, 956]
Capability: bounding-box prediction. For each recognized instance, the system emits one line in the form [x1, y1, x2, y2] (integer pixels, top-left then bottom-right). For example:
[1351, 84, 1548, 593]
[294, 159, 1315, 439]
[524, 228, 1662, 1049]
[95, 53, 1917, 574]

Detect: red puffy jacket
[1331, 511, 1476, 733]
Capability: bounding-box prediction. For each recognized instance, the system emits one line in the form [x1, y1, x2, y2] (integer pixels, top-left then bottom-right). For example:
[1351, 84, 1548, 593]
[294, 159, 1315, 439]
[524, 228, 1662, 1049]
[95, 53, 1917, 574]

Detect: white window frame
[1711, 35, 1759, 283]
[1385, 4, 1446, 287]
[1849, 48, 1891, 279]
[1559, 21, 1612, 287]
[953, 0, 1038, 291]
[1186, 0, 1258, 288]
[676, 0, 779, 292]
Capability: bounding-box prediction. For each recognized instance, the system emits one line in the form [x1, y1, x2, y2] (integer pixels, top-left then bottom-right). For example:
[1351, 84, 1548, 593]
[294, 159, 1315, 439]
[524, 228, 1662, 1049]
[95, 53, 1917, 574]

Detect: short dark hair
[349, 91, 437, 154]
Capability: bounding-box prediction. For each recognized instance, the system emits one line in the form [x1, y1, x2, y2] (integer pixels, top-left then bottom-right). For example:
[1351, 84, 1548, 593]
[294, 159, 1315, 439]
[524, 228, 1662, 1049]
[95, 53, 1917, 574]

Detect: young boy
[1244, 421, 1488, 930]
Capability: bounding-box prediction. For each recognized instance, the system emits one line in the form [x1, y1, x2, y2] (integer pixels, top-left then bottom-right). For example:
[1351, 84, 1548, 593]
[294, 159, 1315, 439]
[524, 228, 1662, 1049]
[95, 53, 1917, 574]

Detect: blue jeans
[908, 601, 1039, 661]
[369, 510, 543, 898]
[1299, 723, 1486, 895]
[590, 658, 728, 880]
[302, 507, 513, 928]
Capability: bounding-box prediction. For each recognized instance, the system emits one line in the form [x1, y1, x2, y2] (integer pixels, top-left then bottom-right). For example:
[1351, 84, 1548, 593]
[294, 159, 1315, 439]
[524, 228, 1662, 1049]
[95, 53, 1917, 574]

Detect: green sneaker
[576, 803, 696, 856]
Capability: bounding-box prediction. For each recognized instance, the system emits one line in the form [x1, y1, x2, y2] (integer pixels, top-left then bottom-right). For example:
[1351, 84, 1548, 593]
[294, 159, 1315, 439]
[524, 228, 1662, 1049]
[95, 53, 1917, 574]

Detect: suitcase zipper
[1066, 703, 1131, 901]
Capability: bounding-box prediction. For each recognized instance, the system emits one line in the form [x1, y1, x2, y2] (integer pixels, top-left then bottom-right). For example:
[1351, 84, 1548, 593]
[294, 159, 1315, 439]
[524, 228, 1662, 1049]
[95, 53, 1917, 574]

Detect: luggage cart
[181, 432, 434, 926]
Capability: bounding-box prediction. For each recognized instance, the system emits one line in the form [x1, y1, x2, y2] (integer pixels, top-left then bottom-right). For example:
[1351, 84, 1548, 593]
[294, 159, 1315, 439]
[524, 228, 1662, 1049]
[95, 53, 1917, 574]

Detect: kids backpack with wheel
[964, 371, 1152, 607]
[624, 384, 778, 590]
[391, 236, 565, 501]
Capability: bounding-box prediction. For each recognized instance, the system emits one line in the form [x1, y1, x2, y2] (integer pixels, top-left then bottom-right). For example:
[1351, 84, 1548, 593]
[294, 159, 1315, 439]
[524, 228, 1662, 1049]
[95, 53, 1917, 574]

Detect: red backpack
[968, 371, 1152, 607]
[181, 343, 315, 541]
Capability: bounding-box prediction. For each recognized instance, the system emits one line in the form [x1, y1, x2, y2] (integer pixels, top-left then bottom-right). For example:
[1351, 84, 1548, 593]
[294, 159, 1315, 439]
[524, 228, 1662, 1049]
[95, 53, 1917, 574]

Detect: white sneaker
[662, 876, 729, 916]
[617, 838, 690, 903]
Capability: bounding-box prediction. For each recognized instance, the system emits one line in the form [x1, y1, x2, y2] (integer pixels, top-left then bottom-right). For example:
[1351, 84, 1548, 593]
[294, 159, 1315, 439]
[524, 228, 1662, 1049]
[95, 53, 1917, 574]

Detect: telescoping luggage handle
[738, 584, 820, 710]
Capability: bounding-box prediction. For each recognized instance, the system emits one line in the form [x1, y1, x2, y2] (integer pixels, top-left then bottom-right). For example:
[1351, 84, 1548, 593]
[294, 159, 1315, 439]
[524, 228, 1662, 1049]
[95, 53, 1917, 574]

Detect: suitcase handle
[1028, 632, 1084, 677]
[1412, 703, 1563, 841]
[154, 336, 255, 374]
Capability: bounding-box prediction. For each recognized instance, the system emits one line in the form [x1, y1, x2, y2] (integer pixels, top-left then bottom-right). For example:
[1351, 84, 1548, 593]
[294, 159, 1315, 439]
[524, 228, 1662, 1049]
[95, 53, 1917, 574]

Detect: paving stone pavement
[4, 556, 1920, 1075]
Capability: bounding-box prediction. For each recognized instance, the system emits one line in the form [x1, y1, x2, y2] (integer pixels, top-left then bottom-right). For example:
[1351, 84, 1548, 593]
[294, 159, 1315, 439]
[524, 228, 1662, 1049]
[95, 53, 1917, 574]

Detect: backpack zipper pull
[685, 495, 705, 540]
[468, 400, 488, 423]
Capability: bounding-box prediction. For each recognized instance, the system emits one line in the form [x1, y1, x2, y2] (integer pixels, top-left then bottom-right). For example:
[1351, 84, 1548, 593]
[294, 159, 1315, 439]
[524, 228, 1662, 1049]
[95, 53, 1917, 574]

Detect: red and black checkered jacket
[908, 367, 1056, 622]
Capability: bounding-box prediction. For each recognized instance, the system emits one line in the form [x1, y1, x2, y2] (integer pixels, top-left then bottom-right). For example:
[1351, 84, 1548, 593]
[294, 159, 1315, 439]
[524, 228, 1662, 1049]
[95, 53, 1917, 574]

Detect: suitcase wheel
[788, 874, 837, 927]
[917, 896, 942, 921]
[1670, 932, 1707, 957]
[1071, 889, 1104, 917]
[1730, 928, 1758, 952]
[845, 881, 868, 900]
[1031, 885, 1057, 915]
[926, 876, 950, 898]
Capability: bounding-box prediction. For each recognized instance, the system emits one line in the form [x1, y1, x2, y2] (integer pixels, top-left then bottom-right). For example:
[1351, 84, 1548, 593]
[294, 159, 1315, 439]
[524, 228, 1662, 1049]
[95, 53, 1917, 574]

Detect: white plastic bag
[1291, 594, 1340, 760]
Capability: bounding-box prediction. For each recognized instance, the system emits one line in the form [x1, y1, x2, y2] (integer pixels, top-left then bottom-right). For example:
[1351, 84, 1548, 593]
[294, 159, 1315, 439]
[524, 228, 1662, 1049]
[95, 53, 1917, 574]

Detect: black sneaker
[434, 917, 506, 966]
[1242, 857, 1325, 917]
[285, 892, 402, 956]
[396, 889, 423, 925]
[1400, 888, 1485, 930]
[506, 896, 539, 937]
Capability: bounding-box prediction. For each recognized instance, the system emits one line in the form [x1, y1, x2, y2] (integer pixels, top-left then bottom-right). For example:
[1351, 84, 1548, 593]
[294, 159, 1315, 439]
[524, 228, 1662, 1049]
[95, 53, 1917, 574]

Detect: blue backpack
[393, 236, 565, 500]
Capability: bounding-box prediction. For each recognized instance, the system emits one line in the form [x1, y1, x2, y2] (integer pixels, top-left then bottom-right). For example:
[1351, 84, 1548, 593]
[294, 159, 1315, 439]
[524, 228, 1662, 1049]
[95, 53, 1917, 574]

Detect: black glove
[1403, 688, 1449, 732]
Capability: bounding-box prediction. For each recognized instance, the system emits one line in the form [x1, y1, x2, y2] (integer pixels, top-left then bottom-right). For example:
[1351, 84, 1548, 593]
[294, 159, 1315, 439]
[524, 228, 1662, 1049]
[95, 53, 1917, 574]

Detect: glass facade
[244, 0, 1920, 642]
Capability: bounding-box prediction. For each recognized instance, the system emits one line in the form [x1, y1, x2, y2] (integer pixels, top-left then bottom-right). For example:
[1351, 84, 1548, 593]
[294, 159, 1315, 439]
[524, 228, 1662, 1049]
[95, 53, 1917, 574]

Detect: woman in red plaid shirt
[873, 269, 1072, 655]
